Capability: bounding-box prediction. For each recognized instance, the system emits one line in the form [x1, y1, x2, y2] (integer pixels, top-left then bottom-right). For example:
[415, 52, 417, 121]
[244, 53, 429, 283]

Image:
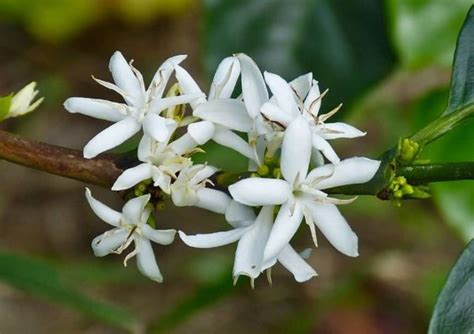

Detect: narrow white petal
[178, 226, 251, 248]
[141, 224, 176, 245]
[264, 72, 299, 117]
[83, 117, 141, 158]
[64, 98, 127, 122]
[122, 194, 151, 223]
[195, 188, 231, 214]
[209, 57, 240, 100]
[188, 121, 215, 145]
[169, 133, 198, 155]
[277, 245, 317, 282]
[236, 53, 268, 117]
[91, 229, 129, 257]
[85, 188, 121, 226]
[289, 73, 312, 101]
[317, 122, 366, 140]
[194, 99, 253, 132]
[260, 102, 294, 127]
[225, 200, 256, 228]
[190, 165, 218, 185]
[174, 65, 207, 109]
[137, 135, 153, 161]
[136, 238, 163, 282]
[263, 203, 304, 264]
[281, 116, 312, 184]
[143, 113, 177, 143]
[229, 178, 291, 206]
[212, 126, 255, 160]
[150, 94, 204, 114]
[150, 54, 187, 97]
[308, 157, 381, 190]
[109, 51, 144, 106]
[305, 201, 358, 257]
[233, 206, 274, 279]
[111, 163, 152, 191]
[311, 133, 340, 164]
[303, 80, 322, 116]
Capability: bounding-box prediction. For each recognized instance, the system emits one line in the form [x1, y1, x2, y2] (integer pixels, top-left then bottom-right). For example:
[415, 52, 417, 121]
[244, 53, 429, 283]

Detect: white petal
[194, 99, 253, 132]
[111, 163, 152, 191]
[136, 238, 163, 282]
[263, 203, 304, 264]
[188, 121, 215, 145]
[305, 201, 358, 257]
[260, 102, 294, 127]
[83, 117, 141, 158]
[311, 133, 340, 164]
[64, 98, 127, 122]
[174, 65, 207, 109]
[150, 94, 204, 114]
[303, 80, 322, 116]
[195, 188, 231, 214]
[190, 165, 218, 185]
[91, 228, 128, 257]
[169, 133, 198, 155]
[308, 157, 381, 190]
[281, 116, 312, 184]
[143, 113, 177, 143]
[229, 178, 291, 206]
[225, 200, 256, 228]
[141, 224, 176, 245]
[212, 126, 255, 160]
[137, 135, 153, 161]
[209, 57, 240, 100]
[109, 51, 144, 106]
[233, 206, 274, 279]
[277, 245, 317, 282]
[85, 188, 121, 226]
[236, 53, 268, 118]
[178, 226, 251, 248]
[264, 72, 299, 117]
[122, 194, 151, 223]
[317, 122, 366, 140]
[150, 55, 187, 97]
[289, 73, 312, 101]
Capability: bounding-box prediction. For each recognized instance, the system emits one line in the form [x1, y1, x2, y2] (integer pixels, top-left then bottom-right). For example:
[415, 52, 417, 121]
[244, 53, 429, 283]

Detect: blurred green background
[0, 0, 473, 332]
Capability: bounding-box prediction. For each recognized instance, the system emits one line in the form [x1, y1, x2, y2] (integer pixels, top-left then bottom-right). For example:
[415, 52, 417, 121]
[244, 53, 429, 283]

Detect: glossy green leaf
[0, 252, 141, 331]
[0, 94, 12, 120]
[204, 0, 395, 109]
[388, 0, 472, 68]
[428, 240, 474, 333]
[446, 6, 474, 115]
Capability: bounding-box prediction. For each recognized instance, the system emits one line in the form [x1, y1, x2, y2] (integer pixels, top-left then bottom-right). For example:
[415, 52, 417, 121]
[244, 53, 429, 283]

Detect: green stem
[398, 162, 474, 185]
[410, 103, 474, 146]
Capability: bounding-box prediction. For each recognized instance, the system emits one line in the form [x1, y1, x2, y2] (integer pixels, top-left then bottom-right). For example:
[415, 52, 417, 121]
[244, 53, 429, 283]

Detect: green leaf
[0, 94, 12, 120]
[428, 240, 474, 333]
[204, 0, 395, 109]
[446, 5, 474, 115]
[388, 0, 472, 68]
[0, 252, 141, 331]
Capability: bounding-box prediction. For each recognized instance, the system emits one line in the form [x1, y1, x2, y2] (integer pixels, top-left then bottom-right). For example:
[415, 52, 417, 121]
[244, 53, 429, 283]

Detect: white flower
[85, 188, 176, 282]
[64, 51, 203, 158]
[229, 116, 380, 266]
[4, 82, 43, 119]
[179, 205, 317, 284]
[111, 133, 194, 193]
[174, 57, 255, 161]
[260, 71, 366, 164]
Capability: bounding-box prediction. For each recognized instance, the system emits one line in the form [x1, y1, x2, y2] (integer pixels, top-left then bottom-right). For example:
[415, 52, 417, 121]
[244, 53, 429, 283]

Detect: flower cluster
[66, 51, 380, 284]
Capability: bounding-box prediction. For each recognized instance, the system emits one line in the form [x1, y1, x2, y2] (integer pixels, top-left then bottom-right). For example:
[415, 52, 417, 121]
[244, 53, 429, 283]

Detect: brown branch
[0, 130, 133, 188]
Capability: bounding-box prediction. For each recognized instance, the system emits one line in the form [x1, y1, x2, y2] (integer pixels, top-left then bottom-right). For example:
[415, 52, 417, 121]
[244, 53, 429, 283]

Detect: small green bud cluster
[398, 138, 420, 164]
